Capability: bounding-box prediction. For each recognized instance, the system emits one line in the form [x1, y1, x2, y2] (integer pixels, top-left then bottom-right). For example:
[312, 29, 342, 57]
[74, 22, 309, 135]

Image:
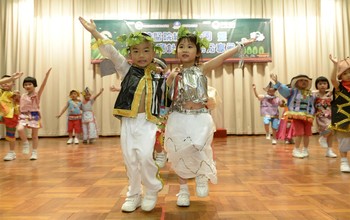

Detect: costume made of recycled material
[98, 41, 163, 197]
[330, 58, 350, 152]
[260, 95, 281, 130]
[274, 75, 316, 137]
[315, 93, 332, 136]
[18, 91, 42, 129]
[165, 65, 217, 184]
[81, 99, 98, 140]
[0, 89, 19, 141]
[67, 99, 82, 134]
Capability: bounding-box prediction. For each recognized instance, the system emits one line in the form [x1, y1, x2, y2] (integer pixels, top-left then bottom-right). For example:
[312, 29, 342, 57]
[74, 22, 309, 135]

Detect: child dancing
[252, 82, 283, 145]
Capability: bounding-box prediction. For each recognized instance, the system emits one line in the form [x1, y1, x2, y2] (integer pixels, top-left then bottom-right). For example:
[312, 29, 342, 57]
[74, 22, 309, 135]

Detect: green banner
[91, 19, 271, 63]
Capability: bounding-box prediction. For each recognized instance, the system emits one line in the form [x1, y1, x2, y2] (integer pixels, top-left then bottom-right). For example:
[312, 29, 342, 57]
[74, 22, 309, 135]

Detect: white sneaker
[302, 148, 309, 157]
[22, 142, 30, 154]
[30, 151, 37, 160]
[3, 152, 16, 161]
[67, 138, 73, 144]
[292, 148, 304, 158]
[319, 136, 328, 148]
[272, 139, 277, 145]
[155, 151, 167, 168]
[266, 133, 271, 140]
[195, 175, 209, 197]
[340, 161, 350, 173]
[74, 137, 79, 144]
[176, 188, 190, 207]
[325, 149, 337, 158]
[141, 191, 158, 211]
[121, 194, 141, 212]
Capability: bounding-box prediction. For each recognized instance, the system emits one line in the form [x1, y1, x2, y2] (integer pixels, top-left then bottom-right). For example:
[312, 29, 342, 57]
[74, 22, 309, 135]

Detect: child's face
[176, 38, 199, 66]
[23, 82, 35, 93]
[340, 70, 350, 81]
[316, 81, 328, 91]
[129, 41, 155, 69]
[296, 79, 309, 90]
[84, 93, 91, 100]
[0, 80, 14, 91]
[266, 88, 276, 96]
[70, 92, 79, 100]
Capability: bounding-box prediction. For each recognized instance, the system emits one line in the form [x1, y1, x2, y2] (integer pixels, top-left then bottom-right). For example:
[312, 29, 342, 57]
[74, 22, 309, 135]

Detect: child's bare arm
[329, 54, 339, 90]
[202, 38, 255, 73]
[56, 103, 68, 118]
[92, 88, 104, 100]
[38, 68, 52, 98]
[0, 72, 23, 84]
[79, 17, 105, 40]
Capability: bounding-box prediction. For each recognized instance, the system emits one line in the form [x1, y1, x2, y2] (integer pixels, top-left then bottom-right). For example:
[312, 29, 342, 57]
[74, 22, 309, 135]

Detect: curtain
[0, 0, 349, 136]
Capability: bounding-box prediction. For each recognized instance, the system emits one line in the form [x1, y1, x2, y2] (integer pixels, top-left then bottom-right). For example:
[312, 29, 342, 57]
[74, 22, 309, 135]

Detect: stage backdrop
[91, 19, 271, 64]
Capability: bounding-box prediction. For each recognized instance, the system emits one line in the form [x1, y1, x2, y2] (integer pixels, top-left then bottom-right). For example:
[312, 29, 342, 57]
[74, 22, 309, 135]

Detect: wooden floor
[1, 135, 350, 220]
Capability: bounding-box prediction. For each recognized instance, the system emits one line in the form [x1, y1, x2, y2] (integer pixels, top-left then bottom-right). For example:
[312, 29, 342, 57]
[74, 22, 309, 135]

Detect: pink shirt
[20, 91, 40, 112]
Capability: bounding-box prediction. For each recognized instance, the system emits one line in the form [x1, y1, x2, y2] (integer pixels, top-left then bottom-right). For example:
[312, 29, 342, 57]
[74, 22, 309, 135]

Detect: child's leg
[263, 117, 271, 139]
[325, 134, 337, 158]
[17, 124, 28, 142]
[177, 176, 190, 207]
[31, 128, 39, 150]
[337, 136, 350, 172]
[3, 121, 17, 161]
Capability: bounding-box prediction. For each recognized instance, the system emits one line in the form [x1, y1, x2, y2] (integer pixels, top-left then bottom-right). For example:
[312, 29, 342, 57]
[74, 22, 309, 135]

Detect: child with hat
[252, 82, 284, 145]
[329, 54, 350, 172]
[271, 73, 316, 158]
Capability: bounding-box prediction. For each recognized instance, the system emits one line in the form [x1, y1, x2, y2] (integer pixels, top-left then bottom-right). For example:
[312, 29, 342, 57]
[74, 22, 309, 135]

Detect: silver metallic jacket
[169, 66, 208, 113]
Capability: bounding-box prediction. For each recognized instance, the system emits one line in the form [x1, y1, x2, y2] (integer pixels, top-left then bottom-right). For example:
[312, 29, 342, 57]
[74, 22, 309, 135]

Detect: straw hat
[290, 74, 312, 90]
[337, 58, 350, 80]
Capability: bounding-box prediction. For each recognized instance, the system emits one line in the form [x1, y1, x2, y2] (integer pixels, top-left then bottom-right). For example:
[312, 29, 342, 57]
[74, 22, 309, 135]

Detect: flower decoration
[177, 26, 210, 49]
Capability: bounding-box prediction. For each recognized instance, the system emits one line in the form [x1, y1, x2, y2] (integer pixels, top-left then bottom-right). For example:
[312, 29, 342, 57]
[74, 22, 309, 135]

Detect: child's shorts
[263, 116, 280, 130]
[293, 119, 312, 136]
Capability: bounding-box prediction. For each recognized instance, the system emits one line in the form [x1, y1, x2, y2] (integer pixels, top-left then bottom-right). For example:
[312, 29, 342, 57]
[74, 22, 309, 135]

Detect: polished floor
[0, 135, 350, 220]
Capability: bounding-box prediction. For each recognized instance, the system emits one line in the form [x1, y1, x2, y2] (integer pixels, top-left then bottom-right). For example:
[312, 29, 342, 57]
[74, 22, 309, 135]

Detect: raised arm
[92, 88, 104, 100]
[38, 68, 52, 99]
[201, 38, 255, 73]
[329, 54, 339, 90]
[252, 84, 262, 99]
[79, 17, 104, 40]
[0, 72, 23, 84]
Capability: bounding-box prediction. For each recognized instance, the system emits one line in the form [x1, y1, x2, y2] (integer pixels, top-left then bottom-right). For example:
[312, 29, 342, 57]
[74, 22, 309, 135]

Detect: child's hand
[56, 115, 61, 119]
[11, 72, 23, 80]
[79, 17, 97, 33]
[100, 88, 104, 93]
[110, 85, 120, 92]
[329, 54, 338, 64]
[242, 38, 256, 46]
[46, 67, 52, 75]
[270, 73, 278, 83]
[252, 84, 256, 89]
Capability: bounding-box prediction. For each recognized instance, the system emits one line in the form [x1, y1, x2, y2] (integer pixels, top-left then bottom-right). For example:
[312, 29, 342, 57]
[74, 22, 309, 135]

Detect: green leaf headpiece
[117, 32, 163, 57]
[177, 26, 209, 50]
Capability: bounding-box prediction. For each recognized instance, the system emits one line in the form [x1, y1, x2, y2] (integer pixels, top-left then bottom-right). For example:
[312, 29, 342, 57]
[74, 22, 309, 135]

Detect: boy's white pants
[121, 113, 163, 197]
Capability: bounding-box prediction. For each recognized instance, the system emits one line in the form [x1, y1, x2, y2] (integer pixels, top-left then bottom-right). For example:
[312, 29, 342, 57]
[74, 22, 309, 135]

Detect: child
[0, 72, 23, 161]
[79, 17, 163, 212]
[271, 73, 316, 158]
[314, 76, 337, 158]
[329, 54, 350, 172]
[81, 87, 104, 144]
[153, 57, 171, 168]
[56, 90, 82, 144]
[17, 68, 52, 160]
[165, 26, 254, 207]
[252, 82, 283, 145]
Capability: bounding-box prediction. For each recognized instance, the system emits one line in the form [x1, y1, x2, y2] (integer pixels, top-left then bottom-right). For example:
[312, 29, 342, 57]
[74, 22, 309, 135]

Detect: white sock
[180, 184, 188, 191]
[341, 157, 348, 163]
